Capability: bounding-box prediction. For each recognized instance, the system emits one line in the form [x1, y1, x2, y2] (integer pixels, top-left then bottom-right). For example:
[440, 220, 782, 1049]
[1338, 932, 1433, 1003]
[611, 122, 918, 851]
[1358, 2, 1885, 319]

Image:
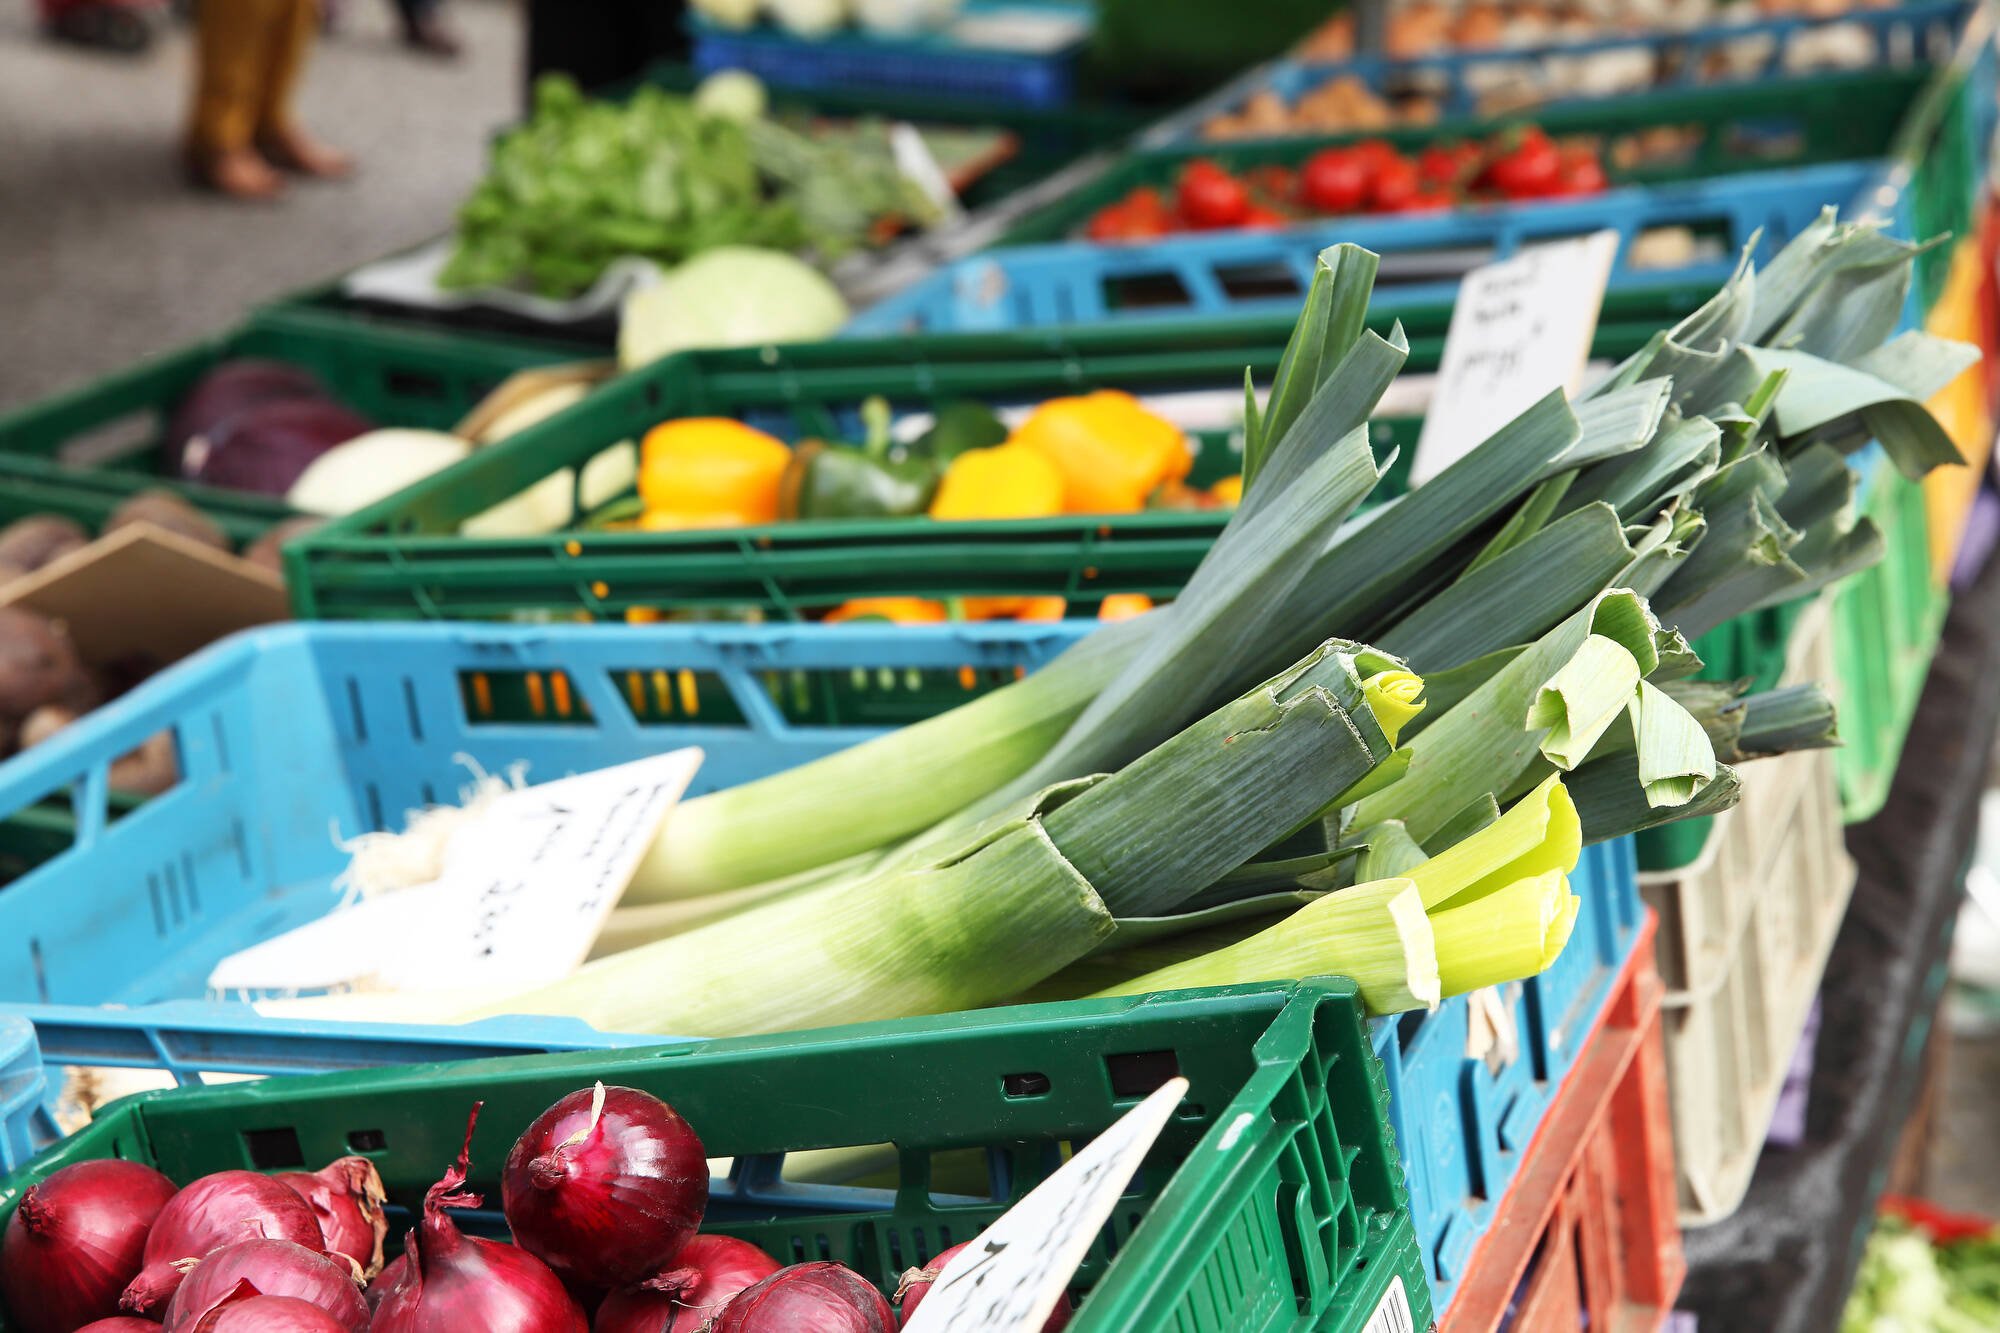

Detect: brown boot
[186, 144, 285, 200]
[255, 126, 354, 179]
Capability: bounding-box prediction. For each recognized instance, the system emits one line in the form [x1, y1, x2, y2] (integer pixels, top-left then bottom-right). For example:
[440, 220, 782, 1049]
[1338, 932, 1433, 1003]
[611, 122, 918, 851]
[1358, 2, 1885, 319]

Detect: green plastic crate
[0, 306, 578, 545]
[0, 981, 1434, 1333]
[273, 65, 1155, 355]
[996, 66, 1932, 246]
[1832, 470, 1949, 822]
[286, 285, 1708, 623]
[1894, 2, 1994, 314]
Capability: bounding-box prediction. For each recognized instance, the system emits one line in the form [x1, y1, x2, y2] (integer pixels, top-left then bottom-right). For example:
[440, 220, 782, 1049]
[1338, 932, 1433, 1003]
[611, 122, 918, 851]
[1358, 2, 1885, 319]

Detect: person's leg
[186, 0, 286, 198]
[394, 0, 459, 56]
[253, 0, 353, 177]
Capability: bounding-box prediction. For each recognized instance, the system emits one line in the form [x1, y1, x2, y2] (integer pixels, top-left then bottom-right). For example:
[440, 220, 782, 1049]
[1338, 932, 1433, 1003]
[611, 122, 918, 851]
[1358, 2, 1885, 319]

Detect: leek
[1428, 869, 1579, 997]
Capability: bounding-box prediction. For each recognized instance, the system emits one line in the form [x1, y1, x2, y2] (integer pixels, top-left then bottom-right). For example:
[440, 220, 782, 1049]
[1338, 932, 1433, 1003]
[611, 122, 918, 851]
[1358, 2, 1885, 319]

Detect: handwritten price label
[1411, 230, 1620, 487]
[209, 749, 702, 995]
[900, 1077, 1188, 1333]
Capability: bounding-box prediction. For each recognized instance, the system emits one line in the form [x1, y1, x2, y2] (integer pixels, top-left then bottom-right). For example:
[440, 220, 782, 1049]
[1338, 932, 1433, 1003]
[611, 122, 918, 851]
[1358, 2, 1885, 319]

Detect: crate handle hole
[1104, 1049, 1180, 1099]
[242, 1126, 306, 1169]
[1001, 1071, 1051, 1098]
[347, 1128, 388, 1153]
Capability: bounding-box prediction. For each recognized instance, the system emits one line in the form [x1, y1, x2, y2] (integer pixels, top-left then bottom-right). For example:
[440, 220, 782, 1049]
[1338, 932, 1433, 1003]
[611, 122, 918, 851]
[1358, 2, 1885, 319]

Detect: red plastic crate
[1444, 913, 1685, 1333]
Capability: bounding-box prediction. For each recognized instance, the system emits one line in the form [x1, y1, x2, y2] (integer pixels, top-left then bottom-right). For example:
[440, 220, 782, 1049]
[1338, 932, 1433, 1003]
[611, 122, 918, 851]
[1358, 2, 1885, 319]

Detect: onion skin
[181, 398, 372, 496]
[707, 1263, 895, 1332]
[502, 1083, 708, 1292]
[370, 1103, 589, 1333]
[165, 360, 330, 476]
[0, 1159, 178, 1333]
[187, 1281, 353, 1333]
[162, 1240, 368, 1333]
[896, 1243, 1072, 1330]
[594, 1235, 782, 1333]
[75, 1320, 163, 1332]
[122, 1171, 325, 1317]
[275, 1157, 390, 1279]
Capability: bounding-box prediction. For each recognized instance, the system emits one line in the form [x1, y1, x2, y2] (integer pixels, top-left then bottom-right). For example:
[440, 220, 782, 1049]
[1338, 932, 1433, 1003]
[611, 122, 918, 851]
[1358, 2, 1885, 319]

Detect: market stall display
[6, 3, 2000, 1330]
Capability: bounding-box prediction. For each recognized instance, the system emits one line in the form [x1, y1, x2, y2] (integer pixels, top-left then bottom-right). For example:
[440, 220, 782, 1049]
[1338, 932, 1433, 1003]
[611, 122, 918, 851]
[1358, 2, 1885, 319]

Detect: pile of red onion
[2, 1081, 1052, 1333]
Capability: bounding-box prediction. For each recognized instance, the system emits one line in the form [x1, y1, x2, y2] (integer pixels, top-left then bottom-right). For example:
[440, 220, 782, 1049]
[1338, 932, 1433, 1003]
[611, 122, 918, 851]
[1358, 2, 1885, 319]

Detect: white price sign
[1411, 230, 1621, 487]
[209, 749, 703, 996]
[899, 1077, 1189, 1333]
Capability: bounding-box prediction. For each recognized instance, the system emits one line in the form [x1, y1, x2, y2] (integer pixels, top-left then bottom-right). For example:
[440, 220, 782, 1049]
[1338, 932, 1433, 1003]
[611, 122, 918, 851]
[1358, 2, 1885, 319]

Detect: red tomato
[1368, 155, 1422, 213]
[1418, 142, 1476, 188]
[1176, 162, 1252, 228]
[1243, 164, 1297, 201]
[1240, 205, 1288, 229]
[1404, 189, 1455, 213]
[1298, 148, 1369, 215]
[1350, 139, 1401, 171]
[1484, 127, 1562, 199]
[1086, 198, 1171, 242]
[1553, 149, 1609, 196]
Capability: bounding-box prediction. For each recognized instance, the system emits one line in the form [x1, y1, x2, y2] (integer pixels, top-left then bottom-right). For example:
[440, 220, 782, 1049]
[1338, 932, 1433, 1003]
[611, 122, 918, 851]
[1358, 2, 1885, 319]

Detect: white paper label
[1361, 1277, 1416, 1333]
[208, 750, 703, 996]
[1411, 230, 1621, 487]
[899, 1077, 1188, 1333]
[1463, 985, 1521, 1069]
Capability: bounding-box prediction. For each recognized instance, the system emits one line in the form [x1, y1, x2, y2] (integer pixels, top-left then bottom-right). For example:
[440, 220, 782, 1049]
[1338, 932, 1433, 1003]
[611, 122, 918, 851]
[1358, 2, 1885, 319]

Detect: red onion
[502, 1082, 708, 1292]
[166, 360, 331, 476]
[371, 1103, 589, 1333]
[706, 1263, 894, 1332]
[75, 1320, 162, 1332]
[182, 398, 372, 495]
[594, 1236, 782, 1333]
[184, 1279, 353, 1333]
[121, 1171, 325, 1316]
[163, 1239, 368, 1333]
[364, 1253, 406, 1313]
[276, 1157, 390, 1279]
[0, 1159, 178, 1333]
[896, 1243, 1072, 1330]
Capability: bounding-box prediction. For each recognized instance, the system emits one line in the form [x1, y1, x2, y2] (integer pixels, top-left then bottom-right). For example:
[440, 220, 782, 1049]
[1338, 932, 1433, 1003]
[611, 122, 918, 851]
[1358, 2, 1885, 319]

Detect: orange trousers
[187, 0, 319, 155]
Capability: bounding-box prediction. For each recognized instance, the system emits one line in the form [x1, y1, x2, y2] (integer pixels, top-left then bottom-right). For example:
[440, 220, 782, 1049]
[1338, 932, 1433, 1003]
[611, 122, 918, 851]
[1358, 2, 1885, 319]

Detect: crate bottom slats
[1639, 600, 1859, 1224]
[0, 981, 1434, 1333]
[1443, 913, 1685, 1333]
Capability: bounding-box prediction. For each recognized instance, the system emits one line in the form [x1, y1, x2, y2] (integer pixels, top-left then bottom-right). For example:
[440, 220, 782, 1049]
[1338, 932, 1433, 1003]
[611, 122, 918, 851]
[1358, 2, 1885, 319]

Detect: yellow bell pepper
[1010, 390, 1192, 514]
[638, 418, 791, 528]
[929, 444, 1065, 521]
[1208, 475, 1244, 507]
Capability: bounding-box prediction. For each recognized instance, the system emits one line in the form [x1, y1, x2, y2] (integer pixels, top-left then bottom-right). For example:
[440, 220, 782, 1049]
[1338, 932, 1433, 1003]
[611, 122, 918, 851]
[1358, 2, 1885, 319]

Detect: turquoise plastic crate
[0, 1020, 55, 1177]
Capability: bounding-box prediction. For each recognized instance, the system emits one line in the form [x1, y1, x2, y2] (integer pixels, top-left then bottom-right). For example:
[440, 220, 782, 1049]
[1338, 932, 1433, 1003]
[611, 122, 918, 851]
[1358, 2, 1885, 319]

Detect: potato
[0, 608, 86, 718]
[110, 729, 179, 796]
[17, 703, 78, 751]
[242, 515, 327, 577]
[0, 514, 88, 574]
[105, 488, 228, 550]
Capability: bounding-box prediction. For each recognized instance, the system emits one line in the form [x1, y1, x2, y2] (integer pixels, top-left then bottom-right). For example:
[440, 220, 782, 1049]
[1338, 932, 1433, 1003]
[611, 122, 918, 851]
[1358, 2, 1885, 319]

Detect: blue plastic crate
[691, 1, 1089, 108]
[847, 159, 1875, 334]
[0, 619, 1087, 1083]
[0, 1019, 57, 1176]
[1371, 836, 1643, 1315]
[1144, 0, 1972, 144]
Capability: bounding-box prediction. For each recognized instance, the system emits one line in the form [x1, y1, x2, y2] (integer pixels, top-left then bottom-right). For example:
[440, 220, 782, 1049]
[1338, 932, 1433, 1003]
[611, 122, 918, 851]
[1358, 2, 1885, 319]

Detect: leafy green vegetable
[442, 76, 938, 298]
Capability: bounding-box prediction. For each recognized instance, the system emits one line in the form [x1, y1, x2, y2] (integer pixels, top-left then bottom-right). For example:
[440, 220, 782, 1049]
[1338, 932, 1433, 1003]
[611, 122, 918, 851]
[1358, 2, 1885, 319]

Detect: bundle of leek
[315, 214, 1972, 1038]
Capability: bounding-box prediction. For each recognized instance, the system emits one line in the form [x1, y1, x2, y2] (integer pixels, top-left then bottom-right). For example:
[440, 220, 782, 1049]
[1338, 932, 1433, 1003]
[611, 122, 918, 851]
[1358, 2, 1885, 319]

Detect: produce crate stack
[1444, 915, 1684, 1333]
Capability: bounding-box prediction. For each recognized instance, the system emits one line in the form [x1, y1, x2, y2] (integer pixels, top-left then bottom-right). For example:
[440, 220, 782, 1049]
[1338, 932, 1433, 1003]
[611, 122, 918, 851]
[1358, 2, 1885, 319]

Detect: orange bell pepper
[824, 597, 949, 624]
[929, 443, 1065, 521]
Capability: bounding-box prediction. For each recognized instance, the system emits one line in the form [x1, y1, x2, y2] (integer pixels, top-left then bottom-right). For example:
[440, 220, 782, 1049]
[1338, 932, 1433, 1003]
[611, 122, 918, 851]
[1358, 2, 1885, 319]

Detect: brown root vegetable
[242, 516, 327, 576]
[0, 608, 87, 717]
[109, 730, 178, 795]
[18, 703, 78, 750]
[105, 489, 228, 551]
[0, 514, 89, 574]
